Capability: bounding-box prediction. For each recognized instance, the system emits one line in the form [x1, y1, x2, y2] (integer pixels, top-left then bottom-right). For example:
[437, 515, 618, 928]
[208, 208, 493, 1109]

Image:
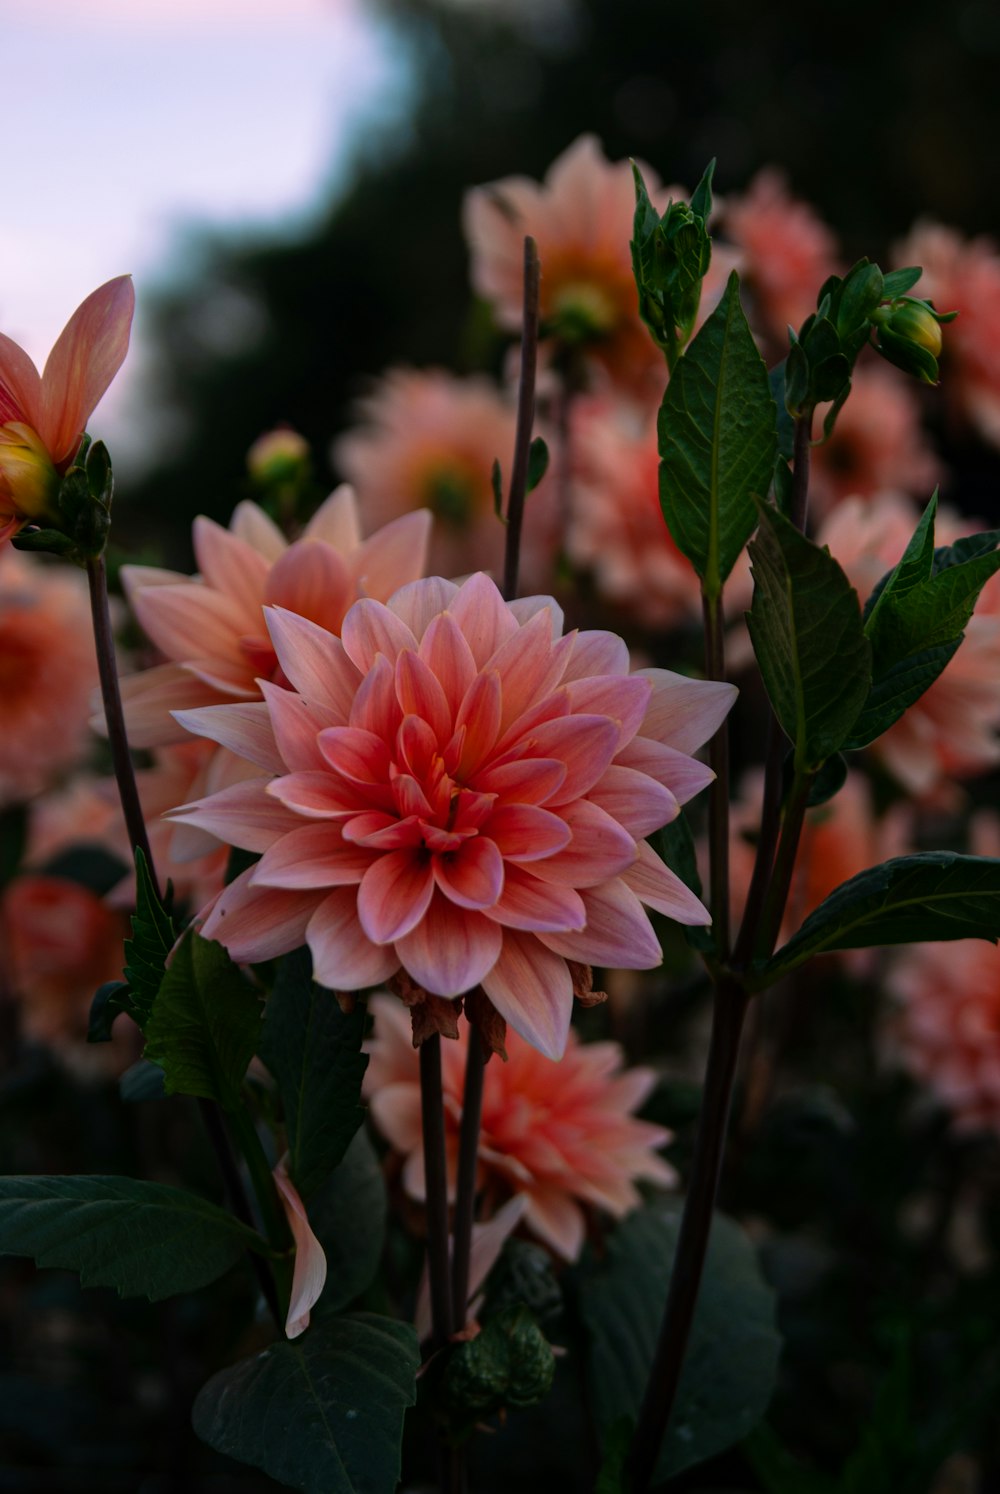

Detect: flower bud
[883, 300, 943, 358]
[0, 422, 60, 524]
[246, 426, 311, 487]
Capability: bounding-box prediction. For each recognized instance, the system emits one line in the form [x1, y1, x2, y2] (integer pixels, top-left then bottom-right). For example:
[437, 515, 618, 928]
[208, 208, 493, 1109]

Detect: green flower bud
[884, 300, 943, 358]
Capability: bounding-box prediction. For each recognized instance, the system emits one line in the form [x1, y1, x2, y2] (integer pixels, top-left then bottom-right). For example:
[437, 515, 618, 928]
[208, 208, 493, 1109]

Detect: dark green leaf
[757, 853, 1000, 986]
[835, 261, 883, 338]
[595, 1418, 632, 1494]
[579, 1202, 780, 1482]
[119, 1059, 167, 1103]
[526, 436, 549, 493]
[491, 457, 504, 521]
[805, 752, 848, 807]
[88, 981, 131, 1044]
[658, 271, 777, 593]
[656, 816, 713, 953]
[123, 848, 176, 1030]
[768, 361, 796, 461]
[747, 504, 871, 770]
[688, 157, 715, 222]
[143, 933, 262, 1110]
[260, 948, 368, 1198]
[933, 527, 1000, 572]
[192, 1311, 419, 1494]
[0, 1175, 265, 1300]
[309, 1130, 386, 1312]
[881, 266, 922, 299]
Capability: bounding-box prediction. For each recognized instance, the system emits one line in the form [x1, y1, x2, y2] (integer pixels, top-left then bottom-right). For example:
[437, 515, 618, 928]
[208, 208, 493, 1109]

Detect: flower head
[365, 996, 675, 1260]
[0, 276, 134, 542]
[171, 572, 734, 1058]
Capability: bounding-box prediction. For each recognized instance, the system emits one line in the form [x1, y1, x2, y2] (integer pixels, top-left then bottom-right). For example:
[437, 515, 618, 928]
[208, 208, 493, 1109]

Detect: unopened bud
[246, 427, 310, 487]
[883, 300, 943, 358]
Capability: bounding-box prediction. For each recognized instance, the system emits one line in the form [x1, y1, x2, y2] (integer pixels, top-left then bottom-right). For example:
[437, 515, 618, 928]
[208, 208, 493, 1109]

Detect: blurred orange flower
[723, 170, 839, 343]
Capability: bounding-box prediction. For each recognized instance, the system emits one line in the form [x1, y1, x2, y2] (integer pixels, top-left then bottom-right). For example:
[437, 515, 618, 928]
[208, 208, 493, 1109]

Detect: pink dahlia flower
[119, 486, 431, 749]
[332, 368, 557, 590]
[886, 940, 1000, 1134]
[723, 170, 839, 344]
[170, 572, 734, 1058]
[364, 995, 675, 1261]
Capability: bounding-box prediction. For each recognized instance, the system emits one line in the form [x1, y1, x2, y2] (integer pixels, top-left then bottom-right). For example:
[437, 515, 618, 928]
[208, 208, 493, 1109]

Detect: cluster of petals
[119, 486, 431, 750]
[722, 170, 839, 343]
[565, 398, 703, 628]
[364, 996, 675, 1261]
[0, 550, 100, 806]
[886, 938, 1000, 1134]
[0, 276, 134, 543]
[170, 572, 734, 1059]
[895, 222, 1000, 446]
[820, 495, 1000, 796]
[332, 367, 557, 589]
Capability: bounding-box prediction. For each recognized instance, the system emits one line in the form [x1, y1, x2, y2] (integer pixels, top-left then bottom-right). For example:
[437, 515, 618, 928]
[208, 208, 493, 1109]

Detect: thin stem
[627, 975, 749, 1492]
[502, 235, 541, 604]
[419, 1036, 454, 1352]
[86, 554, 159, 901]
[450, 1032, 486, 1329]
[701, 590, 730, 960]
[788, 408, 813, 533]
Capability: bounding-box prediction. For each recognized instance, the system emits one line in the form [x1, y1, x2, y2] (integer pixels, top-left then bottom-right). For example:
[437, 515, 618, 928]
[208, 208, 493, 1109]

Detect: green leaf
[309, 1130, 386, 1312]
[747, 504, 871, 771]
[656, 816, 713, 954]
[805, 752, 848, 807]
[122, 848, 176, 1030]
[579, 1203, 780, 1483]
[88, 980, 131, 1044]
[119, 1059, 167, 1103]
[0, 1175, 265, 1300]
[595, 1418, 632, 1494]
[260, 949, 369, 1199]
[526, 436, 549, 493]
[757, 852, 1000, 987]
[881, 266, 922, 299]
[658, 271, 777, 594]
[143, 933, 262, 1110]
[491, 457, 504, 521]
[192, 1311, 420, 1494]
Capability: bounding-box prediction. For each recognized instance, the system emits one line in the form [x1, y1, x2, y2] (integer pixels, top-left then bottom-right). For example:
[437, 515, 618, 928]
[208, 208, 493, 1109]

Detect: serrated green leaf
[932, 527, 1000, 572]
[122, 849, 176, 1030]
[747, 504, 871, 770]
[579, 1202, 780, 1483]
[192, 1311, 419, 1494]
[143, 933, 262, 1110]
[260, 948, 368, 1199]
[308, 1130, 386, 1313]
[756, 852, 1000, 986]
[0, 1175, 265, 1300]
[658, 271, 776, 593]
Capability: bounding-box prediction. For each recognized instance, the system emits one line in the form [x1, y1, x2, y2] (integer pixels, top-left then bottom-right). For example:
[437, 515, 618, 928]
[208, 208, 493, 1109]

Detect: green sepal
[631, 159, 714, 357]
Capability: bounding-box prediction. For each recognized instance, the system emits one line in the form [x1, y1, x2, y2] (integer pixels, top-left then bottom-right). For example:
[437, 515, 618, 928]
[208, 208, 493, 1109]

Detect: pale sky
[1, 0, 403, 461]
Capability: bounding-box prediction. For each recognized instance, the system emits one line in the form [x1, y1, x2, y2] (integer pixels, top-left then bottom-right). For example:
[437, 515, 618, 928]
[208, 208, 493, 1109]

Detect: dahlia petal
[491, 687, 570, 758]
[419, 613, 477, 718]
[301, 483, 362, 552]
[395, 892, 502, 997]
[252, 823, 376, 889]
[341, 597, 418, 672]
[527, 800, 637, 887]
[230, 499, 287, 562]
[587, 765, 678, 838]
[487, 803, 571, 859]
[387, 577, 460, 639]
[273, 1162, 328, 1340]
[397, 715, 439, 779]
[357, 850, 435, 942]
[487, 610, 573, 732]
[620, 839, 711, 925]
[182, 656, 257, 697]
[471, 755, 567, 805]
[343, 812, 424, 849]
[0, 331, 43, 431]
[265, 608, 361, 717]
[615, 736, 715, 806]
[200, 867, 318, 962]
[392, 774, 433, 819]
[368, 1082, 424, 1155]
[482, 865, 586, 932]
[266, 770, 365, 818]
[354, 509, 432, 600]
[480, 929, 572, 1059]
[265, 540, 352, 636]
[395, 649, 452, 744]
[449, 572, 519, 666]
[565, 674, 652, 748]
[433, 836, 504, 910]
[118, 664, 225, 748]
[562, 629, 630, 681]
[524, 716, 621, 804]
[174, 701, 285, 774]
[40, 275, 134, 463]
[192, 515, 270, 623]
[454, 670, 503, 777]
[168, 778, 302, 852]
[349, 653, 402, 741]
[638, 669, 738, 755]
[539, 878, 662, 968]
[307, 888, 401, 989]
[414, 1195, 529, 1342]
[318, 726, 392, 785]
[256, 679, 340, 773]
[132, 582, 248, 667]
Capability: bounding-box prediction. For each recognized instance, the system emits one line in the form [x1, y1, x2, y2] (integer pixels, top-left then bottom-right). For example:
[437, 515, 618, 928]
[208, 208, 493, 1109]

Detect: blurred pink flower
[0, 550, 99, 805]
[119, 486, 431, 749]
[887, 939, 1000, 1134]
[333, 368, 557, 589]
[0, 276, 134, 543]
[171, 572, 734, 1058]
[723, 170, 839, 342]
[365, 995, 675, 1261]
[810, 363, 942, 518]
[895, 222, 1000, 445]
[565, 398, 702, 628]
[820, 495, 1000, 795]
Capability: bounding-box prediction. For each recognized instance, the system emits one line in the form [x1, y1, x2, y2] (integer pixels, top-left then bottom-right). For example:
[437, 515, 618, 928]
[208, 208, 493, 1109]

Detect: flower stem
[755, 769, 814, 962]
[450, 1029, 486, 1329]
[419, 1035, 454, 1352]
[702, 590, 731, 960]
[502, 235, 541, 604]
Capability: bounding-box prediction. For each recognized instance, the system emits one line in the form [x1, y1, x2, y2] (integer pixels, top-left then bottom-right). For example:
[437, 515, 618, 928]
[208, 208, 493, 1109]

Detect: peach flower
[887, 940, 1000, 1133]
[0, 276, 134, 543]
[809, 362, 942, 519]
[723, 169, 839, 342]
[895, 222, 1000, 445]
[0, 550, 99, 805]
[365, 995, 675, 1261]
[332, 368, 557, 589]
[119, 486, 431, 749]
[565, 398, 702, 628]
[170, 572, 734, 1058]
[820, 495, 1000, 795]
